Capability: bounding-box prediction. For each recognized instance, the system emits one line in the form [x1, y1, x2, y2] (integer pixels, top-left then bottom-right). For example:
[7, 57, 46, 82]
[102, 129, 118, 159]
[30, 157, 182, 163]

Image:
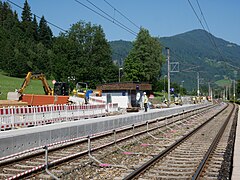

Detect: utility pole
[166, 47, 171, 107]
[208, 81, 213, 101]
[118, 68, 123, 82]
[208, 82, 210, 97]
[233, 79, 236, 103]
[226, 86, 228, 100]
[208, 81, 212, 101]
[197, 72, 200, 96]
[229, 85, 231, 100]
[164, 75, 167, 99]
[210, 88, 213, 102]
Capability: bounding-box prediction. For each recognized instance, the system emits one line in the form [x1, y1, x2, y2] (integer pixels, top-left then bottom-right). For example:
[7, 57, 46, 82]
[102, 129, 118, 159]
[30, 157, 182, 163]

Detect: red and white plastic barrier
[0, 103, 118, 130]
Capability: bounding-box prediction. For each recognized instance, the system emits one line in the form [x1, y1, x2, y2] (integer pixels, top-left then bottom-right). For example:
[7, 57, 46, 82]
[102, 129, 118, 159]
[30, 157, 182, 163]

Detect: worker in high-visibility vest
[143, 92, 148, 112]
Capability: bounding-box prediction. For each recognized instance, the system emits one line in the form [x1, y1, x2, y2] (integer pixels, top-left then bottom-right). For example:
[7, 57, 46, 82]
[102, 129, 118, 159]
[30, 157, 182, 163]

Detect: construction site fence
[0, 103, 118, 130]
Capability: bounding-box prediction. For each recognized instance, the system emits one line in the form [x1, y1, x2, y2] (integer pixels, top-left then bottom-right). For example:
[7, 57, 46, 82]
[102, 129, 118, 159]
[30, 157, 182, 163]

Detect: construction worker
[143, 92, 148, 112]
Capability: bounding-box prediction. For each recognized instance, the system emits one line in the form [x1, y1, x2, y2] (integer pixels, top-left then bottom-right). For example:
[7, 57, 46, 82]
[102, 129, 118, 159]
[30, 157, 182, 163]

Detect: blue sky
[7, 0, 240, 45]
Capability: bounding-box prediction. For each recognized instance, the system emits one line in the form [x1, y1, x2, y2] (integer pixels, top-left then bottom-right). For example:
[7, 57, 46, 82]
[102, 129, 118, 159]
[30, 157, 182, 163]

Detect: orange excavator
[18, 72, 54, 95]
[7, 72, 69, 106]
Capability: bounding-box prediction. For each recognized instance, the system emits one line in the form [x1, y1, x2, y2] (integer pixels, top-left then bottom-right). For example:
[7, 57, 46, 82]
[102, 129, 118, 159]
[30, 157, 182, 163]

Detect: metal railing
[0, 103, 118, 130]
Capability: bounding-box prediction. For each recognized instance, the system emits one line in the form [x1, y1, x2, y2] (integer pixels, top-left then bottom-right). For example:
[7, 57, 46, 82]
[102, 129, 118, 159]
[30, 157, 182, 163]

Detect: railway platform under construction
[0, 103, 207, 158]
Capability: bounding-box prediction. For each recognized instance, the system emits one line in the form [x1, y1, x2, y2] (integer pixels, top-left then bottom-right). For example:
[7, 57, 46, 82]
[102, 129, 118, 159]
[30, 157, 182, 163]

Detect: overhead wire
[73, 0, 137, 36]
[187, 0, 240, 91]
[7, 0, 208, 73]
[197, 0, 240, 71]
[195, 0, 225, 60]
[187, 0, 217, 51]
[160, 42, 188, 68]
[188, 0, 237, 70]
[99, 1, 197, 72]
[103, 0, 141, 30]
[195, 0, 211, 35]
[7, 0, 68, 33]
[195, 0, 217, 50]
[85, 0, 137, 35]
[8, 0, 138, 64]
[187, 0, 206, 31]
[133, 0, 221, 75]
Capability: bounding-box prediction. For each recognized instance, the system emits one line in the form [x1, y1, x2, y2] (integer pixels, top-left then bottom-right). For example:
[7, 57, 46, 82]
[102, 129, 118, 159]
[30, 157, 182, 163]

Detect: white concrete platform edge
[232, 106, 240, 179]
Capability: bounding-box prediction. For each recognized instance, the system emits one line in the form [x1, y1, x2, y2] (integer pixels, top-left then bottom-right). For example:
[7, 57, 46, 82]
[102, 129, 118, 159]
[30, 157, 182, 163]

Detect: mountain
[109, 29, 240, 92]
[109, 40, 133, 67]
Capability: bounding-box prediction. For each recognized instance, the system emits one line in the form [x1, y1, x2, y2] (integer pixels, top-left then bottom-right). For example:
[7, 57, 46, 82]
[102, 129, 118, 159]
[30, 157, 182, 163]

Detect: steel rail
[192, 103, 236, 179]
[2, 104, 216, 179]
[123, 103, 229, 180]
[1, 104, 212, 166]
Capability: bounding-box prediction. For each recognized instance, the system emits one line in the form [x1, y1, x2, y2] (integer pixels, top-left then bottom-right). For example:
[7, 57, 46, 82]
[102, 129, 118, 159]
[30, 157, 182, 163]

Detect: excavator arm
[18, 72, 32, 94]
[17, 72, 53, 95]
[30, 73, 53, 95]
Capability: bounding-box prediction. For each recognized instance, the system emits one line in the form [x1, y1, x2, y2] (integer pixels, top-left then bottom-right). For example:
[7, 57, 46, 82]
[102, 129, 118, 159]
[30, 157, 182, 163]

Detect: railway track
[0, 103, 236, 179]
[124, 103, 237, 179]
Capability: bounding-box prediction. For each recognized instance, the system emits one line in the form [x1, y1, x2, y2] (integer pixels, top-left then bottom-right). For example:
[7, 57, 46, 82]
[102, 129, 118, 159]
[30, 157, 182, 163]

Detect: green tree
[87, 24, 118, 86]
[21, 0, 35, 39]
[51, 35, 76, 81]
[0, 0, 53, 77]
[0, 28, 15, 72]
[32, 15, 38, 41]
[38, 16, 52, 48]
[0, 1, 117, 87]
[123, 28, 164, 87]
[21, 0, 31, 22]
[0, 2, 19, 30]
[0, 1, 24, 75]
[52, 21, 118, 87]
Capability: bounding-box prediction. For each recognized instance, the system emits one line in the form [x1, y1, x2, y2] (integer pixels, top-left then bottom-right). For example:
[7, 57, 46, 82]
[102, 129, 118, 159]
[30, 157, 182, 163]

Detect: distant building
[96, 82, 152, 108]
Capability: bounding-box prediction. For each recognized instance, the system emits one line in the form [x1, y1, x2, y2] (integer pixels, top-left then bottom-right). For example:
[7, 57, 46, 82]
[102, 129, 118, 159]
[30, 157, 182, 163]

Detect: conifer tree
[38, 16, 52, 48]
[21, 0, 31, 22]
[0, 2, 15, 27]
[32, 15, 38, 41]
[21, 0, 35, 39]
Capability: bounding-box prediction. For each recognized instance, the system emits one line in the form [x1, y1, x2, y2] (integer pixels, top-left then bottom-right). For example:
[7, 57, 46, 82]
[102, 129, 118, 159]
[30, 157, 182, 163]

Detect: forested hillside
[160, 29, 240, 82]
[0, 1, 118, 89]
[109, 40, 133, 66]
[110, 29, 240, 91]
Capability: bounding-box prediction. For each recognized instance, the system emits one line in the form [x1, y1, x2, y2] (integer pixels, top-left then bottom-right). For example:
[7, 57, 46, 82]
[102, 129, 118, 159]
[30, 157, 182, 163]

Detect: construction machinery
[69, 82, 102, 105]
[7, 72, 69, 106]
[20, 72, 54, 95]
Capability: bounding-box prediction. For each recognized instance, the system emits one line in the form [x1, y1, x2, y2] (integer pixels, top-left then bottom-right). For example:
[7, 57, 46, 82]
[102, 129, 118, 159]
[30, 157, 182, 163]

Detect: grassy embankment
[0, 73, 52, 100]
